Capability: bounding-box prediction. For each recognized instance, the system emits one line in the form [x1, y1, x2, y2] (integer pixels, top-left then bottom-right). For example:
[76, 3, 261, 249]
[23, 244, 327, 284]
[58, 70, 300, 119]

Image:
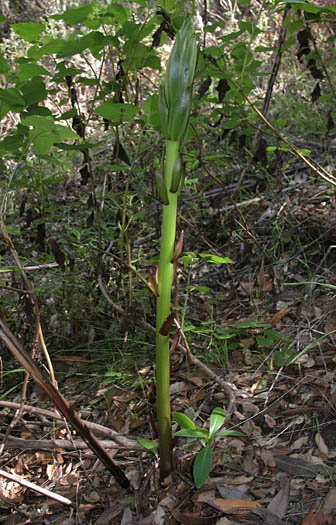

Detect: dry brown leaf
[314, 487, 336, 524]
[208, 498, 260, 514]
[240, 400, 259, 414]
[267, 476, 290, 518]
[196, 489, 216, 503]
[83, 491, 101, 503]
[243, 447, 259, 476]
[264, 414, 276, 428]
[172, 508, 215, 525]
[217, 486, 250, 501]
[169, 381, 186, 395]
[229, 475, 254, 485]
[291, 436, 308, 450]
[315, 432, 329, 456]
[259, 450, 276, 467]
[94, 504, 124, 524]
[270, 308, 290, 326]
[190, 376, 204, 387]
[301, 502, 320, 525]
[301, 510, 318, 525]
[274, 456, 324, 478]
[247, 508, 285, 524]
[55, 355, 88, 365]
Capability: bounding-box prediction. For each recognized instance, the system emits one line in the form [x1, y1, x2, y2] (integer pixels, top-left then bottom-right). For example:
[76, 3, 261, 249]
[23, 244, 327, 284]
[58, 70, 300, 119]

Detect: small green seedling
[172, 408, 244, 488]
[137, 437, 159, 458]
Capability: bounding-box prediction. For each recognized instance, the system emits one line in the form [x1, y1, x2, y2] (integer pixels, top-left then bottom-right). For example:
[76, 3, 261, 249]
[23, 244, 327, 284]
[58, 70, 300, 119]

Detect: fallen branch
[0, 433, 142, 452]
[0, 468, 72, 506]
[0, 401, 142, 449]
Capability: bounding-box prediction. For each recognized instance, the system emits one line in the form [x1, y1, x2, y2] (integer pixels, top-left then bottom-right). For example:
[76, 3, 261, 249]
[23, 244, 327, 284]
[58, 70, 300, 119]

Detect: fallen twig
[0, 468, 72, 506]
[0, 401, 142, 449]
[0, 433, 142, 452]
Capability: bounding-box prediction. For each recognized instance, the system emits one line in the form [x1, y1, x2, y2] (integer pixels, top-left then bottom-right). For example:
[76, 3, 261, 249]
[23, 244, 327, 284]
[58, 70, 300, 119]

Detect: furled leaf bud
[170, 154, 184, 193]
[154, 171, 169, 205]
[148, 268, 159, 296]
[159, 16, 197, 144]
[171, 230, 184, 263]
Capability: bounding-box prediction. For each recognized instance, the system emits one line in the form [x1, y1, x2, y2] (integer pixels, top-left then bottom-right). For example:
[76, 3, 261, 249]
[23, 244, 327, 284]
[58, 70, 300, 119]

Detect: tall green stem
[156, 139, 179, 478]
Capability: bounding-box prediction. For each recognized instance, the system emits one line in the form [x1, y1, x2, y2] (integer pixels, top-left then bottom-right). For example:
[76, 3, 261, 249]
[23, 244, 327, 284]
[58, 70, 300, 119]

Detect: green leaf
[0, 54, 10, 74]
[20, 77, 47, 106]
[199, 253, 233, 264]
[187, 285, 211, 294]
[33, 39, 65, 59]
[238, 21, 260, 35]
[16, 63, 50, 81]
[283, 0, 335, 14]
[21, 115, 55, 130]
[84, 14, 101, 30]
[144, 54, 161, 70]
[12, 23, 45, 42]
[216, 430, 246, 437]
[95, 102, 140, 124]
[0, 15, 8, 22]
[285, 281, 336, 291]
[53, 125, 78, 140]
[273, 347, 297, 367]
[123, 41, 150, 69]
[122, 20, 140, 39]
[137, 437, 158, 457]
[0, 88, 25, 111]
[105, 4, 129, 25]
[193, 445, 213, 488]
[284, 19, 303, 35]
[57, 108, 77, 120]
[281, 36, 296, 52]
[209, 407, 226, 437]
[221, 117, 242, 130]
[32, 132, 55, 155]
[215, 328, 237, 340]
[23, 104, 52, 118]
[172, 412, 196, 430]
[256, 329, 284, 348]
[56, 32, 105, 58]
[234, 320, 270, 329]
[175, 428, 209, 439]
[143, 94, 161, 128]
[0, 134, 26, 155]
[181, 252, 199, 266]
[51, 4, 94, 25]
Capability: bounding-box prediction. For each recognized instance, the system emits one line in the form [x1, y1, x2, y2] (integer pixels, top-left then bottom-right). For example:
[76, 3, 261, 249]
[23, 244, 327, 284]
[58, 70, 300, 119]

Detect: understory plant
[172, 408, 244, 488]
[154, 16, 197, 478]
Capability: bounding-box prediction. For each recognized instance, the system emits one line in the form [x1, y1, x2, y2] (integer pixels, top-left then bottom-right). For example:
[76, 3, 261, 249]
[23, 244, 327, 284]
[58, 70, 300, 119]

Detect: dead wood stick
[0, 433, 142, 452]
[0, 468, 72, 506]
[0, 401, 142, 448]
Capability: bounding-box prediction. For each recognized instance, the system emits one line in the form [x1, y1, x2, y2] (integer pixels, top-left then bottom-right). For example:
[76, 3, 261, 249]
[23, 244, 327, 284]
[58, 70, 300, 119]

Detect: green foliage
[172, 408, 244, 488]
[137, 437, 159, 458]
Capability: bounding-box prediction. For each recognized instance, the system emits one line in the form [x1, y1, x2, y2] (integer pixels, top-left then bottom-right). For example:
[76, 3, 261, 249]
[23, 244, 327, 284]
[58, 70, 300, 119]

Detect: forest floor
[1, 137, 336, 524]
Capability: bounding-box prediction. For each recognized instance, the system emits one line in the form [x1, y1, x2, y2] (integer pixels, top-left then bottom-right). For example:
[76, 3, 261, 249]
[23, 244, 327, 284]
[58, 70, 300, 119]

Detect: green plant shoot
[173, 408, 245, 488]
[155, 16, 197, 479]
